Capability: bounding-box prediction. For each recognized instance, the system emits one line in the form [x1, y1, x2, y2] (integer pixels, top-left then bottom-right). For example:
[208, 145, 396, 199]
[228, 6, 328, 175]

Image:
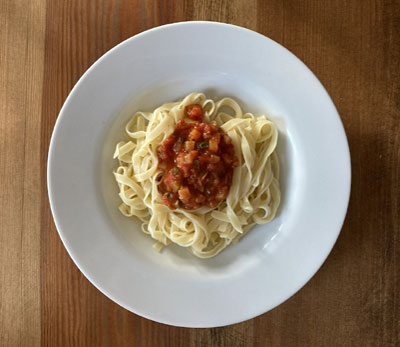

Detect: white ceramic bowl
[48, 21, 351, 327]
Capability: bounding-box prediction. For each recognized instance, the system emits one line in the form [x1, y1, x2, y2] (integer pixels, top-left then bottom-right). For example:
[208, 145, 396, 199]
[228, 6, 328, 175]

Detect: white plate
[48, 22, 351, 327]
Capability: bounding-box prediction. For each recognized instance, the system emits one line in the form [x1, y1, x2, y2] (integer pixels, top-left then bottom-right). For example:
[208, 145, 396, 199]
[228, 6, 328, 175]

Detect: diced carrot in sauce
[189, 128, 201, 141]
[185, 104, 204, 121]
[178, 186, 191, 201]
[209, 134, 220, 152]
[203, 124, 215, 139]
[184, 150, 198, 164]
[176, 152, 185, 166]
[184, 140, 195, 151]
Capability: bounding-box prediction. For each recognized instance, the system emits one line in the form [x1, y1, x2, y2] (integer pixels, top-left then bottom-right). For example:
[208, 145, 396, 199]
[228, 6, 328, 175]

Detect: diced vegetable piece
[173, 137, 184, 151]
[186, 104, 204, 121]
[184, 140, 195, 151]
[203, 124, 215, 138]
[189, 128, 201, 140]
[178, 186, 191, 201]
[164, 173, 181, 192]
[209, 134, 220, 152]
[184, 150, 198, 164]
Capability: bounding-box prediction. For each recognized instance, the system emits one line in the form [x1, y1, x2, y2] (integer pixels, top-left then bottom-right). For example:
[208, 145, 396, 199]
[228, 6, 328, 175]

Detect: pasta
[113, 93, 280, 258]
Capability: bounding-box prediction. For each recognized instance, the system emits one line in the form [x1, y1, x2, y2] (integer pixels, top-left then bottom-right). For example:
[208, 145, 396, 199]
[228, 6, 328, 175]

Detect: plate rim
[47, 21, 351, 327]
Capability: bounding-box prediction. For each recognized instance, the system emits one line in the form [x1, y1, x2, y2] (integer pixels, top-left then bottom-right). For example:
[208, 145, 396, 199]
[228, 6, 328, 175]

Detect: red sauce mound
[157, 104, 238, 210]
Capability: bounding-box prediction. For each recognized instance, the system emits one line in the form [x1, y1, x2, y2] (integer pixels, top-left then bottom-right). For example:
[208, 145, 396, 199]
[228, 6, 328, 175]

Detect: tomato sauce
[157, 104, 238, 210]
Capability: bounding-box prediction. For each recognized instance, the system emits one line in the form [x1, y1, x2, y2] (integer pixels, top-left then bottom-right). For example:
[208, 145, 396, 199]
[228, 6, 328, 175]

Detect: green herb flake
[197, 141, 209, 149]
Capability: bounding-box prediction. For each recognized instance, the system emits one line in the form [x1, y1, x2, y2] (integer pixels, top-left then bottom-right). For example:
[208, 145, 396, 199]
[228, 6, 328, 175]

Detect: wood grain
[0, 0, 399, 346]
[0, 0, 45, 346]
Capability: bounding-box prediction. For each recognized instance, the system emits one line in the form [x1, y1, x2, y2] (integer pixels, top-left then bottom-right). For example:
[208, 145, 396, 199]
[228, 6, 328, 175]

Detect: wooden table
[1, 0, 399, 346]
